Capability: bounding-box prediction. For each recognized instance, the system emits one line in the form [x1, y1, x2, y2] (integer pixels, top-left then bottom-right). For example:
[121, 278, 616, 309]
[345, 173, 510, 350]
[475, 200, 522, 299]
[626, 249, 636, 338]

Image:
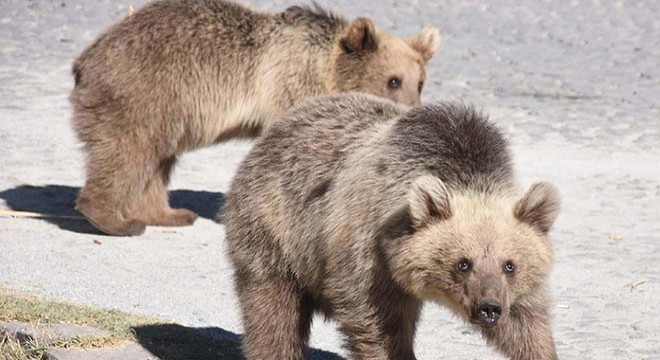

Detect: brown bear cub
[70, 0, 440, 236]
[224, 93, 561, 360]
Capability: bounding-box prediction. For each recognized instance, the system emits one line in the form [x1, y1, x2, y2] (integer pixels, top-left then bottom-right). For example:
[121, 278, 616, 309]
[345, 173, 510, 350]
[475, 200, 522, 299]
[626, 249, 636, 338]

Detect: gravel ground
[1, 0, 659, 358]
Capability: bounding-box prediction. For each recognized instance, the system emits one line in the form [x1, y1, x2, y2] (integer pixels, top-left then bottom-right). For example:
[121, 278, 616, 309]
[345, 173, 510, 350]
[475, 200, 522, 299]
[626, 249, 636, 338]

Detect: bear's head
[329, 19, 440, 107]
[381, 176, 560, 329]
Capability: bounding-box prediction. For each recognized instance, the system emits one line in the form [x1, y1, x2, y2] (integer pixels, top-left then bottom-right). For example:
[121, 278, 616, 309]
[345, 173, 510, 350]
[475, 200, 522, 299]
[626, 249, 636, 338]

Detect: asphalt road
[1, 0, 659, 358]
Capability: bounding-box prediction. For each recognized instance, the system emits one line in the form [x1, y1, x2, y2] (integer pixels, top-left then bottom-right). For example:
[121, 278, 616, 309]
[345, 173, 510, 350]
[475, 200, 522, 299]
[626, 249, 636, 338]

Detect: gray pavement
[1, 0, 659, 358]
[0, 322, 111, 343]
[45, 344, 159, 360]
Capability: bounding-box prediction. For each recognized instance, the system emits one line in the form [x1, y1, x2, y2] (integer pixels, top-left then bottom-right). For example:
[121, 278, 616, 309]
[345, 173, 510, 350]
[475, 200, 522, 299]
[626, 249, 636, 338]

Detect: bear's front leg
[332, 292, 421, 360]
[481, 292, 558, 360]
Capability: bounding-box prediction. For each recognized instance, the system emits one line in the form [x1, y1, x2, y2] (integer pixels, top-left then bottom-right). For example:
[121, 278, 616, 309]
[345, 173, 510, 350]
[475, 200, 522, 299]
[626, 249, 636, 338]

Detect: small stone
[608, 233, 622, 241]
[45, 343, 159, 360]
[0, 322, 111, 343]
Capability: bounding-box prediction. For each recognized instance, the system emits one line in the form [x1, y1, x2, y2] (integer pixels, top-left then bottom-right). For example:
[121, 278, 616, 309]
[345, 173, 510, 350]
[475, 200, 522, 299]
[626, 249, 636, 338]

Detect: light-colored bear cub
[225, 93, 560, 360]
[70, 0, 440, 236]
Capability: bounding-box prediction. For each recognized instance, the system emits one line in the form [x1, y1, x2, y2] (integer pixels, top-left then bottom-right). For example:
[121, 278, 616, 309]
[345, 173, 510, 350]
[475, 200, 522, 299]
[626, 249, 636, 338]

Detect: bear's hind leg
[76, 139, 150, 236]
[131, 156, 198, 227]
[237, 274, 313, 360]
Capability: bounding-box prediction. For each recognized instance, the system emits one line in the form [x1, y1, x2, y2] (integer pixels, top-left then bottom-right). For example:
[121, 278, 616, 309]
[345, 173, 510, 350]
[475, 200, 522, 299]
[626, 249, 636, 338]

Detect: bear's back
[381, 103, 515, 193]
[227, 93, 406, 218]
[324, 102, 517, 249]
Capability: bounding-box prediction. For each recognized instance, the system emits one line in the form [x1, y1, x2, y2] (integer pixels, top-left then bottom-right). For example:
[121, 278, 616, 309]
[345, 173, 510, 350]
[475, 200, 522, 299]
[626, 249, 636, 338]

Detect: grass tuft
[0, 287, 166, 360]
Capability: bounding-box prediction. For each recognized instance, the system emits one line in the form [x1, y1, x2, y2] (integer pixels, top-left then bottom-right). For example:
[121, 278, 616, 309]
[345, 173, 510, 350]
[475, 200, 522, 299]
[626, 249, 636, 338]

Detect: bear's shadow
[0, 184, 224, 234]
[133, 324, 344, 360]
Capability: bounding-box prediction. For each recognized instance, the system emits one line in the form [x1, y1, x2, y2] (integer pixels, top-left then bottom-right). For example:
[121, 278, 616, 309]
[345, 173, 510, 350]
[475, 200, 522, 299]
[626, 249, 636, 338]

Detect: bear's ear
[408, 26, 440, 62]
[340, 17, 379, 54]
[514, 182, 560, 234]
[408, 175, 452, 228]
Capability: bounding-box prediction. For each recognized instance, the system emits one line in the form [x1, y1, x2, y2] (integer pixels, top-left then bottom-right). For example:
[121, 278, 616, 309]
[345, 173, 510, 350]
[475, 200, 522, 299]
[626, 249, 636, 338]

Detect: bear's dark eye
[457, 258, 471, 272]
[388, 77, 401, 89]
[503, 260, 515, 274]
[417, 81, 424, 94]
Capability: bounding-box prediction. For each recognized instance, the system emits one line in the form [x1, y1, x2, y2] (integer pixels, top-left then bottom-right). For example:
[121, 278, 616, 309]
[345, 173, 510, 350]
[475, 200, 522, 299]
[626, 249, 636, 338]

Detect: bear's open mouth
[479, 316, 498, 328]
[469, 316, 498, 329]
[470, 307, 501, 329]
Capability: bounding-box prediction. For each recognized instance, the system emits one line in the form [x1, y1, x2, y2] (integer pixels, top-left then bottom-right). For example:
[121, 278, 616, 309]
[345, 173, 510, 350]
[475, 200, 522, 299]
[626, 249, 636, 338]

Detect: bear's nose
[477, 300, 502, 328]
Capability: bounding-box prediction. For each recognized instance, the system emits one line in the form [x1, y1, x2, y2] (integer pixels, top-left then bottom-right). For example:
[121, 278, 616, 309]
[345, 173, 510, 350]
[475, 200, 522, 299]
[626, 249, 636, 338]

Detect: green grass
[0, 287, 164, 360]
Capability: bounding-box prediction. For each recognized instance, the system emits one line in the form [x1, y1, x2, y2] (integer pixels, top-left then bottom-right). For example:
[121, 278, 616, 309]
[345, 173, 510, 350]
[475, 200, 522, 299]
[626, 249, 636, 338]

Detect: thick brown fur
[70, 0, 440, 236]
[224, 93, 560, 360]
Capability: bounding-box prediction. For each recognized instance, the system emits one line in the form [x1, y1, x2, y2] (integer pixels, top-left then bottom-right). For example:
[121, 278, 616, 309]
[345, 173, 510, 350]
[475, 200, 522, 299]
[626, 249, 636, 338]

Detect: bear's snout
[476, 300, 502, 328]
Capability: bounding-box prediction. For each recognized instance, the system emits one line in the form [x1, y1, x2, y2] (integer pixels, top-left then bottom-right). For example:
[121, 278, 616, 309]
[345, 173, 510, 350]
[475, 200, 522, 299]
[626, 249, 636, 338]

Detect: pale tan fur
[70, 0, 440, 236]
[388, 177, 560, 360]
[327, 26, 441, 106]
[224, 94, 561, 360]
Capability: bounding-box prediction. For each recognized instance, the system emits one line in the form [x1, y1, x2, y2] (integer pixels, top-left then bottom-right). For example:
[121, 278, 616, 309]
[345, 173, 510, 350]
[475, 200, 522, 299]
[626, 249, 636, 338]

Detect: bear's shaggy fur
[224, 93, 560, 360]
[70, 0, 440, 236]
